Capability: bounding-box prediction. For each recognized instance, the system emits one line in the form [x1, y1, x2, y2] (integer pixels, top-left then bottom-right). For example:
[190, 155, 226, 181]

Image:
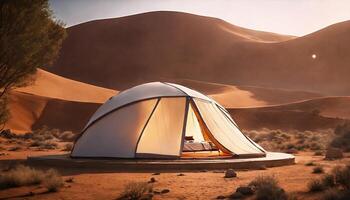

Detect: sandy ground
[0, 150, 349, 200]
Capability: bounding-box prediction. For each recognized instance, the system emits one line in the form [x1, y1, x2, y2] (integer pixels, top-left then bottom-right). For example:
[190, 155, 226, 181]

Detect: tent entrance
[181, 100, 231, 158]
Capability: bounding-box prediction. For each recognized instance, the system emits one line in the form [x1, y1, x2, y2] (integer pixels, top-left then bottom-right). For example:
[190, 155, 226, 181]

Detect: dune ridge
[47, 11, 350, 95]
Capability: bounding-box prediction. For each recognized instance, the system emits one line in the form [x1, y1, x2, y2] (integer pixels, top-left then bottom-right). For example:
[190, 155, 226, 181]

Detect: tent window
[136, 97, 186, 157]
[193, 98, 263, 155]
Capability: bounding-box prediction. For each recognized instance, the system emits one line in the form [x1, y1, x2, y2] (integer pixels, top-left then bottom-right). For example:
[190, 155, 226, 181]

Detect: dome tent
[71, 82, 265, 158]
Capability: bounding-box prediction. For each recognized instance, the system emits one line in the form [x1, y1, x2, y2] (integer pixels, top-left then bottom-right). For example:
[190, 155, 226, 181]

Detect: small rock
[140, 193, 153, 200]
[148, 177, 156, 183]
[258, 165, 267, 170]
[224, 169, 237, 178]
[325, 148, 343, 160]
[161, 189, 170, 194]
[152, 172, 160, 175]
[216, 195, 226, 199]
[153, 190, 161, 194]
[65, 177, 74, 183]
[177, 173, 185, 176]
[229, 191, 244, 199]
[26, 191, 35, 196]
[236, 186, 254, 195]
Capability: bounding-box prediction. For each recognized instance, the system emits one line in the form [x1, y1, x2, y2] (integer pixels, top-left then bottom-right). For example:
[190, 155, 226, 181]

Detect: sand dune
[5, 91, 100, 134]
[16, 69, 116, 103]
[6, 69, 116, 133]
[229, 96, 350, 131]
[47, 11, 350, 95]
[166, 79, 322, 108]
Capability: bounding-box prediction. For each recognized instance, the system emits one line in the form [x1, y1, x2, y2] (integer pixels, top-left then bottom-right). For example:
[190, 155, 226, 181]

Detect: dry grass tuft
[0, 165, 63, 192]
[118, 181, 153, 200]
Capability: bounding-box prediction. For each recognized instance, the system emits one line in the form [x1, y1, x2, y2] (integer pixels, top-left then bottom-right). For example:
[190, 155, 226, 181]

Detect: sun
[312, 54, 317, 59]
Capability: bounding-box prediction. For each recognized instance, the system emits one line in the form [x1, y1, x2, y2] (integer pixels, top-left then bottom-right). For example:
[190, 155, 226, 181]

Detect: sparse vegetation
[248, 175, 287, 200]
[308, 179, 325, 192]
[331, 123, 350, 152]
[118, 182, 153, 200]
[63, 143, 73, 151]
[332, 165, 350, 189]
[245, 129, 333, 153]
[43, 169, 64, 192]
[313, 166, 324, 174]
[305, 162, 315, 166]
[0, 126, 78, 151]
[0, 165, 63, 191]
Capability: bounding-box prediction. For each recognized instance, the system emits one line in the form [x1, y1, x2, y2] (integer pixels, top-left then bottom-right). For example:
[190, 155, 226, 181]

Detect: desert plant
[331, 123, 350, 151]
[322, 174, 336, 188]
[63, 143, 73, 151]
[314, 151, 323, 156]
[118, 182, 152, 200]
[59, 131, 77, 142]
[305, 162, 315, 166]
[308, 179, 325, 192]
[0, 0, 66, 128]
[313, 166, 324, 174]
[332, 165, 350, 189]
[8, 145, 21, 151]
[249, 175, 287, 200]
[0, 165, 44, 189]
[43, 169, 63, 192]
[0, 165, 63, 191]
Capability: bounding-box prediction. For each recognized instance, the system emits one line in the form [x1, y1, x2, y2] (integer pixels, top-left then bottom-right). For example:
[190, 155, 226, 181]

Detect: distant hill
[229, 96, 350, 131]
[165, 78, 323, 108]
[48, 11, 350, 95]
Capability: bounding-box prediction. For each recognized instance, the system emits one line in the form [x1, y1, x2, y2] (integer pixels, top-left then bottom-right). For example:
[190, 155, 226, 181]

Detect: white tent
[71, 82, 265, 158]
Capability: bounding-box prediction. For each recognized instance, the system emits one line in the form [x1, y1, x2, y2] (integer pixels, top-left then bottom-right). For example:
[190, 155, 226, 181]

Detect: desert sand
[0, 150, 349, 200]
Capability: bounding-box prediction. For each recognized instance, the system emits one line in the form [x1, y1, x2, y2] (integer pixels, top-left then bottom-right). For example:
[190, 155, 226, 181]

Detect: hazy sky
[49, 0, 350, 36]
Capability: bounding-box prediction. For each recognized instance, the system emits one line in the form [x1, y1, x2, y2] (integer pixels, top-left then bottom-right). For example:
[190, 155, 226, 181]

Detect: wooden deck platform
[27, 152, 294, 172]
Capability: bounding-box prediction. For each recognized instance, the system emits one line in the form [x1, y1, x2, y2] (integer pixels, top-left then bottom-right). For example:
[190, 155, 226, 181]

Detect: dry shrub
[0, 165, 44, 189]
[0, 165, 63, 192]
[323, 188, 350, 200]
[308, 179, 325, 192]
[322, 174, 336, 188]
[332, 165, 350, 189]
[249, 175, 287, 200]
[118, 181, 152, 200]
[313, 166, 324, 174]
[7, 145, 21, 151]
[63, 143, 73, 151]
[43, 169, 64, 192]
[305, 162, 315, 166]
[58, 131, 77, 142]
[244, 129, 333, 152]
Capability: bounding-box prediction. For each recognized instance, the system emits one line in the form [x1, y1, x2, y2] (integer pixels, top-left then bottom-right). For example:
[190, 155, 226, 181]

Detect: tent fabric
[185, 103, 205, 142]
[193, 98, 265, 155]
[71, 99, 158, 158]
[85, 82, 209, 129]
[71, 82, 266, 159]
[136, 98, 186, 157]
